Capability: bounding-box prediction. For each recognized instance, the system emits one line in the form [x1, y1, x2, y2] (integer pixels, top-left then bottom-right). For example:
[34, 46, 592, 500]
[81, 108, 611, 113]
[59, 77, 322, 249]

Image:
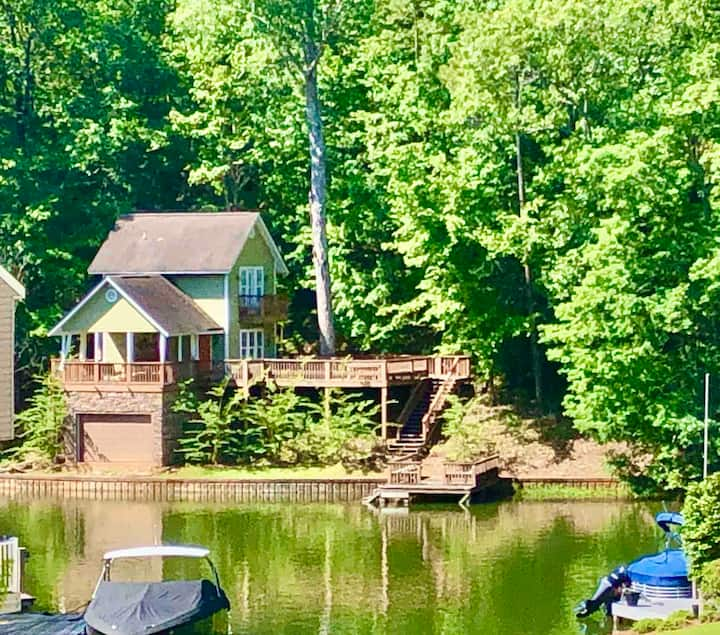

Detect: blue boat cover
[656, 512, 684, 533]
[628, 549, 689, 587]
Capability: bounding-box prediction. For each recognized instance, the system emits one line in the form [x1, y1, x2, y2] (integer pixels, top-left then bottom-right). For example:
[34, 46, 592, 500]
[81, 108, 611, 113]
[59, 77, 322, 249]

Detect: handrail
[421, 356, 461, 442]
[50, 359, 208, 386]
[443, 455, 500, 486]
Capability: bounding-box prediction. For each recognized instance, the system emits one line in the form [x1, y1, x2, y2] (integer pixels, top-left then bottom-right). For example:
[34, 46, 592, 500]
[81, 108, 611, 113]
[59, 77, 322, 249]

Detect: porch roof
[49, 276, 223, 337]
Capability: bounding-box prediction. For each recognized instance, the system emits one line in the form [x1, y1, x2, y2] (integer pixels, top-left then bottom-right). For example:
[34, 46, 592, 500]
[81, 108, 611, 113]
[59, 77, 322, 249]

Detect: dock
[0, 613, 85, 635]
[366, 455, 500, 507]
[611, 597, 699, 631]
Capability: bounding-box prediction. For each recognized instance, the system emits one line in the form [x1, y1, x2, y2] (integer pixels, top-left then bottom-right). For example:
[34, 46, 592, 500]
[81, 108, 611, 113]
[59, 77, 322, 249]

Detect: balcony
[50, 359, 215, 391]
[238, 294, 289, 323]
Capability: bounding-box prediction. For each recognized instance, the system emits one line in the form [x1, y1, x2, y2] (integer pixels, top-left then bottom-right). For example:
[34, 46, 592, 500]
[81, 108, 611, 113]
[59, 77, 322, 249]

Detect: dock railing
[0, 536, 27, 614]
[388, 461, 423, 485]
[443, 455, 500, 487]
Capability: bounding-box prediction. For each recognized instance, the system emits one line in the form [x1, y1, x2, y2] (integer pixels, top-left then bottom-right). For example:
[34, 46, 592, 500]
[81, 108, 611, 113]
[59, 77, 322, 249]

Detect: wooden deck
[51, 355, 470, 392]
[0, 613, 85, 635]
[368, 455, 500, 506]
[226, 355, 471, 389]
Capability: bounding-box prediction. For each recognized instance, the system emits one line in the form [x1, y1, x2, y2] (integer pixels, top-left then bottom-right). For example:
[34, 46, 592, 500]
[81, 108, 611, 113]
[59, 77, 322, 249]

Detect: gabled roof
[88, 211, 289, 276]
[49, 276, 223, 337]
[0, 265, 25, 300]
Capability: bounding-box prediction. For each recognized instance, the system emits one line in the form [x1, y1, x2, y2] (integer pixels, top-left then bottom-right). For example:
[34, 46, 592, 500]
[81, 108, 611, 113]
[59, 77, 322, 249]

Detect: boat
[575, 511, 690, 618]
[83, 545, 230, 635]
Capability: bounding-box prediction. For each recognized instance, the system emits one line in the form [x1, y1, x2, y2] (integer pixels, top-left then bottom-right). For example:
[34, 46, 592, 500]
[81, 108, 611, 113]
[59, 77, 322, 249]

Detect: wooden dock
[611, 597, 699, 631]
[367, 455, 500, 507]
[0, 613, 85, 635]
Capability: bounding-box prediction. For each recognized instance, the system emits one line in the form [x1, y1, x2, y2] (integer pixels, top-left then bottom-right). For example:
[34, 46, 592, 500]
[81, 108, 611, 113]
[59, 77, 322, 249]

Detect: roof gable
[0, 265, 25, 300]
[49, 276, 223, 337]
[88, 211, 288, 275]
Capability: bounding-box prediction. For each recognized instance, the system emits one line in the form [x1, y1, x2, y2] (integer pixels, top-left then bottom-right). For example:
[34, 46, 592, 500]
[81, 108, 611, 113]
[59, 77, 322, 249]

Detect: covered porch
[49, 276, 224, 389]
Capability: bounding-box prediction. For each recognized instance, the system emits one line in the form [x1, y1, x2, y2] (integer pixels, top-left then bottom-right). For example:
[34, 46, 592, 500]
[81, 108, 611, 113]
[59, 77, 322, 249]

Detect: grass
[657, 624, 720, 634]
[514, 482, 632, 501]
[157, 463, 385, 480]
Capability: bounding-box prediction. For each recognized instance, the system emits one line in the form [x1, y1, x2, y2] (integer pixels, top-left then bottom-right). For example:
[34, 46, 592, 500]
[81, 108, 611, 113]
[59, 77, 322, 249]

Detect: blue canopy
[628, 549, 689, 588]
[656, 512, 684, 533]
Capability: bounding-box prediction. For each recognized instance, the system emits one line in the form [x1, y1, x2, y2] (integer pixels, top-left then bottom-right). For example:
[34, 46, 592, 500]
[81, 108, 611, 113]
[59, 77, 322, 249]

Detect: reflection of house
[0, 265, 25, 441]
[49, 212, 288, 466]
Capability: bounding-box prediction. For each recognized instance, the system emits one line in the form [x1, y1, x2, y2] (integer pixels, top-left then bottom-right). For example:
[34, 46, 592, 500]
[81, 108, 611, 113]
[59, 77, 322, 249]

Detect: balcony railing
[50, 359, 212, 387]
[238, 294, 289, 322]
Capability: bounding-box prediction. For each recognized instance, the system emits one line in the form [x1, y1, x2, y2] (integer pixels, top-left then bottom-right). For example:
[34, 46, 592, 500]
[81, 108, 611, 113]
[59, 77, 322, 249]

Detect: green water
[0, 498, 667, 634]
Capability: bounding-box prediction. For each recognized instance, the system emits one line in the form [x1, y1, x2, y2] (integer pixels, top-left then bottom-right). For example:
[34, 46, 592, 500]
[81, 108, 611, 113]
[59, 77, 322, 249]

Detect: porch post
[159, 334, 167, 363]
[59, 335, 69, 369]
[381, 387, 388, 440]
[177, 335, 183, 362]
[93, 332, 103, 361]
[190, 334, 199, 361]
[79, 332, 87, 361]
[126, 332, 135, 363]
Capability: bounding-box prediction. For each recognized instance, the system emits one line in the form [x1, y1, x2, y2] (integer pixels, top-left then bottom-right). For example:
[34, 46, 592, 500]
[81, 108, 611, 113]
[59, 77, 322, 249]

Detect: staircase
[388, 374, 458, 457]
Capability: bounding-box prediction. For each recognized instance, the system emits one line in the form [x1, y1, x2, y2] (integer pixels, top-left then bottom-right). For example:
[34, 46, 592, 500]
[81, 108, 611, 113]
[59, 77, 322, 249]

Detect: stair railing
[421, 356, 462, 444]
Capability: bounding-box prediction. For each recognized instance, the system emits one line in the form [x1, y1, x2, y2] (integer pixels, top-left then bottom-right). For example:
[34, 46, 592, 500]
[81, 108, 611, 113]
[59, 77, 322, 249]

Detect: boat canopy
[627, 548, 689, 588]
[656, 512, 684, 533]
[103, 545, 210, 561]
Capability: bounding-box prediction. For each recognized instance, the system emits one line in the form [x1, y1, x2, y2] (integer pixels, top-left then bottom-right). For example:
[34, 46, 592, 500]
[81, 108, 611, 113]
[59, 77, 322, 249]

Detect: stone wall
[65, 388, 182, 467]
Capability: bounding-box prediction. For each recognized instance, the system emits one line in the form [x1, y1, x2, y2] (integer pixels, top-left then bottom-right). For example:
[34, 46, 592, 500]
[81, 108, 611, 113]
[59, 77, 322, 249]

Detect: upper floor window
[239, 267, 264, 309]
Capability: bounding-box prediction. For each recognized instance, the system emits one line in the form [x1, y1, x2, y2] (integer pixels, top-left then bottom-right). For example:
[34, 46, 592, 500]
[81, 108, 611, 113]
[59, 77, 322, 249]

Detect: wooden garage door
[80, 414, 153, 463]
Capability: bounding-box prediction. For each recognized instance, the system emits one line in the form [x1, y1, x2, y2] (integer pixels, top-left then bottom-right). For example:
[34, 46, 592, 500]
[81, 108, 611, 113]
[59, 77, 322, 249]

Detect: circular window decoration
[105, 288, 118, 303]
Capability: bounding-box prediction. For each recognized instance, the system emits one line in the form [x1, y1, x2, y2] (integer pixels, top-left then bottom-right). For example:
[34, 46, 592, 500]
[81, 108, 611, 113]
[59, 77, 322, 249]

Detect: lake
[0, 497, 666, 634]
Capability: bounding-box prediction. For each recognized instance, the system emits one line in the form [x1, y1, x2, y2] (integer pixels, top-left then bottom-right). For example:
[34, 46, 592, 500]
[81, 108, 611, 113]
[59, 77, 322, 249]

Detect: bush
[682, 474, 720, 579]
[633, 618, 664, 633]
[9, 373, 68, 461]
[701, 560, 720, 599]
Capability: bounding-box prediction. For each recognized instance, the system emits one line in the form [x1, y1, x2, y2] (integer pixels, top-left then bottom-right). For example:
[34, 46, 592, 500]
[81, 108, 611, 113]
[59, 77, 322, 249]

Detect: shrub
[9, 373, 68, 461]
[701, 559, 720, 599]
[682, 474, 720, 579]
[633, 618, 664, 633]
[173, 378, 246, 465]
[661, 609, 693, 630]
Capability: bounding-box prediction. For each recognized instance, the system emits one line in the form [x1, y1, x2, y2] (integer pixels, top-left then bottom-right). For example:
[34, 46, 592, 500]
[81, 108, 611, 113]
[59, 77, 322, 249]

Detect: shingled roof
[109, 276, 222, 335]
[49, 276, 223, 337]
[88, 212, 288, 275]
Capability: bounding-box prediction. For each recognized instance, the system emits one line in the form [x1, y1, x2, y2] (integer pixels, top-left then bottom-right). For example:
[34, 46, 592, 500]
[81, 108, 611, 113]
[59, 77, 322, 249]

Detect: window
[239, 329, 264, 359]
[239, 267, 264, 310]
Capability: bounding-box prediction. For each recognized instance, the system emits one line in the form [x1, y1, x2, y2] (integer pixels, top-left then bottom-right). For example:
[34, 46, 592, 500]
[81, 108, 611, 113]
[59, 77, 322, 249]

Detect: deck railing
[51, 359, 210, 387]
[443, 455, 500, 487]
[388, 461, 423, 485]
[238, 294, 289, 321]
[226, 355, 471, 388]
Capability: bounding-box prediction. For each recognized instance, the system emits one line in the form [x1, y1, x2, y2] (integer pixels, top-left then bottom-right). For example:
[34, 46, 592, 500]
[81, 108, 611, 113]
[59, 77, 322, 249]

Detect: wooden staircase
[388, 357, 463, 457]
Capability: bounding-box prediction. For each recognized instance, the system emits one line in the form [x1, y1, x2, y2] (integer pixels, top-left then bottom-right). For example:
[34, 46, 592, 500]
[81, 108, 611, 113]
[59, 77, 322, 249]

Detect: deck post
[126, 332, 135, 363]
[241, 359, 249, 391]
[380, 386, 388, 439]
[79, 332, 87, 361]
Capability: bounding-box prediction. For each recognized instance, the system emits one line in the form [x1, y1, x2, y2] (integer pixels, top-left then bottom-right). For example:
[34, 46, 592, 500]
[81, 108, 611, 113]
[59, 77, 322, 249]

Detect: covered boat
[84, 545, 230, 635]
[575, 511, 690, 618]
[627, 513, 691, 600]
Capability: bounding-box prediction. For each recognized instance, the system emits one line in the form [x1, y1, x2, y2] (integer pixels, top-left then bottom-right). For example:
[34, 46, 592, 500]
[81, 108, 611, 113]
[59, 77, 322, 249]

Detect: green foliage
[172, 379, 246, 465]
[10, 373, 67, 461]
[634, 618, 665, 633]
[173, 381, 383, 468]
[700, 560, 720, 600]
[682, 475, 720, 579]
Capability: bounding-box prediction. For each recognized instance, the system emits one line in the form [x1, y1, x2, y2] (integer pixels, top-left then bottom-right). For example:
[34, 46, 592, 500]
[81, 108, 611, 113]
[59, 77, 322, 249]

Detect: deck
[0, 613, 85, 635]
[226, 355, 471, 389]
[51, 355, 471, 391]
[368, 455, 500, 506]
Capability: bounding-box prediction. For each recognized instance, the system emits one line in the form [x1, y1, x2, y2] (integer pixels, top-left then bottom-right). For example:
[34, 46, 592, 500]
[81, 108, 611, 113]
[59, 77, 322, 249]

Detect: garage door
[80, 414, 153, 463]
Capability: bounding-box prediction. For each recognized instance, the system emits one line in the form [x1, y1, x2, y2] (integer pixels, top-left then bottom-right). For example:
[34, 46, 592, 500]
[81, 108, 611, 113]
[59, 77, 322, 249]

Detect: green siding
[62, 285, 156, 334]
[168, 275, 225, 327]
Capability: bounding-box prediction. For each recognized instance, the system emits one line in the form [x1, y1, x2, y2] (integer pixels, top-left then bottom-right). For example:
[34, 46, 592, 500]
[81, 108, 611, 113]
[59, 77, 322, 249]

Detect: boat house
[50, 211, 470, 467]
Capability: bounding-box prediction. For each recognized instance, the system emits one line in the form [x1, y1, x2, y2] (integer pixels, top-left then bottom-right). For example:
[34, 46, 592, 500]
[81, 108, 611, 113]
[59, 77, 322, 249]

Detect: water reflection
[0, 498, 662, 635]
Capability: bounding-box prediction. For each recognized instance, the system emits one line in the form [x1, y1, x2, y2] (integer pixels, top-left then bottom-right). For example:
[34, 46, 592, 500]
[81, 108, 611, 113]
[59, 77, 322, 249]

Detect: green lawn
[660, 623, 720, 634]
[158, 464, 385, 480]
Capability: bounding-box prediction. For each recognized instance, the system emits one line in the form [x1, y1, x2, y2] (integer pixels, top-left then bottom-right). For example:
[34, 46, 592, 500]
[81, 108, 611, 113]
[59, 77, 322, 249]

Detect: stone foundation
[64, 388, 182, 467]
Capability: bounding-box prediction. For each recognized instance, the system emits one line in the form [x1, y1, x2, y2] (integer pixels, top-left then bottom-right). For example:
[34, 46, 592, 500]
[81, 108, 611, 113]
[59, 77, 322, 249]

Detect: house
[49, 211, 289, 466]
[0, 266, 25, 441]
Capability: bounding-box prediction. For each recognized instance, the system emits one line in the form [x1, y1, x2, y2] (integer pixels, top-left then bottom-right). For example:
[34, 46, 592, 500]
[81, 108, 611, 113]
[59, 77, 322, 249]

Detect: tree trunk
[515, 74, 542, 408]
[304, 53, 336, 356]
